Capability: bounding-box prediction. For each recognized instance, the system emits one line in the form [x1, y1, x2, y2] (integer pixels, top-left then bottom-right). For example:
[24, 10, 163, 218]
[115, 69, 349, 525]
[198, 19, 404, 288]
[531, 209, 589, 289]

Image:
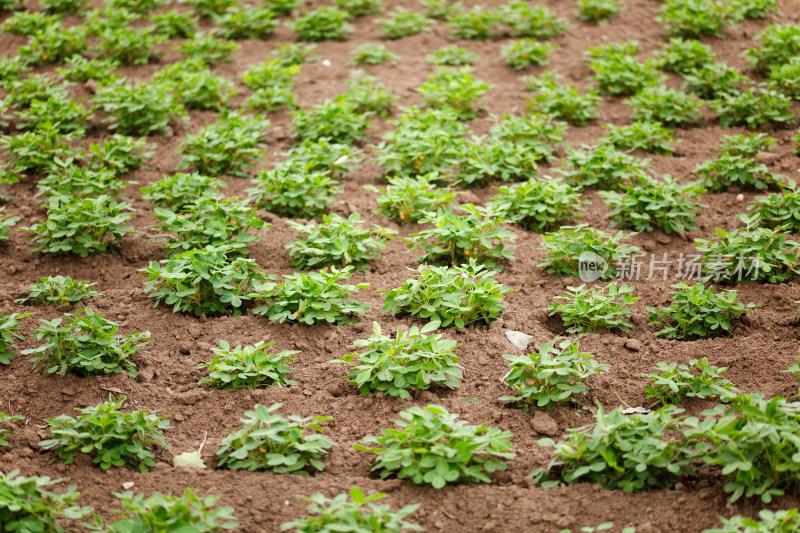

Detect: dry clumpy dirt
[2, 0, 800, 531]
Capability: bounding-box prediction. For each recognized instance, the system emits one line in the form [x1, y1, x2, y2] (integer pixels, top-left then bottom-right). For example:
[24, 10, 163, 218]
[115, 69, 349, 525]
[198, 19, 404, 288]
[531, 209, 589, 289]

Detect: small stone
[84, 79, 99, 93]
[176, 390, 204, 405]
[75, 454, 94, 467]
[643, 239, 657, 252]
[302, 389, 313, 397]
[505, 330, 533, 350]
[61, 387, 76, 397]
[656, 234, 672, 245]
[531, 411, 559, 437]
[179, 342, 192, 355]
[416, 390, 437, 404]
[624, 338, 643, 352]
[122, 481, 135, 490]
[322, 59, 331, 66]
[735, 193, 744, 202]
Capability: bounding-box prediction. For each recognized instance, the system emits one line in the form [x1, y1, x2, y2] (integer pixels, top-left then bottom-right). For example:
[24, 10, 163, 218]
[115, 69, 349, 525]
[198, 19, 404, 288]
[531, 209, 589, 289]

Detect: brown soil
[2, 0, 800, 531]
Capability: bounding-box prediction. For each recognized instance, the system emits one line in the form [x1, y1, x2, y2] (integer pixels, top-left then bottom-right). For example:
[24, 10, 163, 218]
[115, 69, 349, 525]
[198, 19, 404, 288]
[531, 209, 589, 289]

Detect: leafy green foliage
[24, 308, 149, 379]
[534, 405, 694, 492]
[141, 244, 270, 317]
[17, 23, 88, 66]
[502, 39, 555, 70]
[187, 0, 236, 17]
[746, 24, 800, 72]
[155, 60, 238, 111]
[683, 62, 751, 99]
[291, 100, 370, 144]
[355, 405, 515, 488]
[416, 67, 489, 119]
[10, 94, 91, 136]
[649, 282, 757, 340]
[0, 126, 79, 180]
[694, 154, 778, 192]
[0, 207, 19, 242]
[339, 70, 397, 117]
[252, 267, 369, 325]
[694, 226, 800, 283]
[270, 43, 320, 66]
[642, 358, 738, 405]
[0, 410, 21, 445]
[686, 394, 800, 502]
[88, 135, 153, 175]
[286, 213, 395, 271]
[502, 337, 608, 411]
[601, 122, 677, 155]
[214, 6, 278, 39]
[426, 45, 478, 66]
[728, 0, 777, 19]
[489, 113, 566, 162]
[453, 138, 539, 187]
[524, 71, 600, 126]
[248, 167, 340, 219]
[498, 1, 566, 39]
[23, 195, 135, 257]
[153, 197, 268, 256]
[656, 0, 730, 38]
[279, 138, 361, 179]
[246, 86, 298, 113]
[281, 487, 422, 533]
[33, 161, 125, 206]
[720, 132, 776, 156]
[17, 276, 100, 306]
[150, 9, 198, 38]
[290, 7, 354, 41]
[0, 311, 31, 365]
[586, 41, 663, 96]
[178, 111, 268, 177]
[217, 403, 334, 474]
[768, 56, 800, 99]
[447, 6, 500, 40]
[334, 320, 461, 398]
[549, 283, 638, 333]
[576, 0, 625, 22]
[704, 509, 800, 533]
[40, 395, 170, 472]
[57, 56, 118, 86]
[94, 26, 164, 65]
[0, 470, 91, 533]
[487, 178, 584, 232]
[177, 31, 239, 64]
[538, 224, 639, 279]
[654, 37, 716, 74]
[347, 43, 398, 65]
[712, 88, 796, 129]
[420, 0, 459, 20]
[626, 86, 702, 127]
[599, 175, 706, 233]
[3, 11, 58, 36]
[747, 179, 800, 233]
[140, 173, 225, 211]
[376, 7, 430, 39]
[559, 144, 649, 190]
[336, 0, 382, 16]
[99, 489, 238, 533]
[366, 173, 457, 225]
[380, 262, 513, 328]
[407, 205, 515, 269]
[199, 340, 297, 390]
[243, 58, 300, 90]
[95, 81, 187, 136]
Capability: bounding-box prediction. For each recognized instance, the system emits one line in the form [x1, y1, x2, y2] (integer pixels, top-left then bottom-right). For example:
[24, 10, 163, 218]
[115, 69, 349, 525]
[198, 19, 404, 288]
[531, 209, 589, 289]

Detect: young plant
[333, 321, 462, 398]
[548, 283, 638, 333]
[0, 207, 19, 242]
[354, 404, 515, 488]
[42, 0, 86, 13]
[281, 487, 422, 533]
[99, 490, 238, 533]
[24, 308, 149, 378]
[140, 173, 225, 211]
[704, 509, 800, 533]
[291, 100, 370, 144]
[656, 0, 730, 38]
[22, 195, 135, 257]
[453, 138, 539, 187]
[380, 261, 513, 328]
[625, 86, 702, 127]
[0, 471, 91, 531]
[487, 178, 585, 232]
[416, 67, 489, 118]
[269, 43, 320, 66]
[685, 394, 800, 502]
[33, 163, 121, 205]
[711, 88, 796, 129]
[265, 0, 302, 16]
[538, 224, 640, 280]
[93, 26, 165, 65]
[141, 244, 270, 317]
[187, 0, 236, 17]
[533, 405, 693, 492]
[94, 81, 187, 136]
[279, 138, 362, 179]
[290, 7, 354, 41]
[243, 58, 299, 90]
[340, 71, 397, 117]
[3, 11, 58, 36]
[648, 282, 757, 340]
[524, 71, 600, 126]
[366, 173, 457, 225]
[248, 167, 341, 219]
[336, 0, 382, 16]
[17, 24, 89, 66]
[497, 1, 566, 39]
[426, 45, 479, 66]
[642, 358, 738, 405]
[447, 6, 500, 40]
[654, 37, 716, 74]
[576, 0, 625, 22]
[246, 86, 298, 113]
[177, 31, 239, 64]
[694, 154, 779, 191]
[347, 43, 399, 65]
[501, 337, 608, 411]
[154, 61, 238, 111]
[251, 267, 370, 325]
[407, 205, 515, 270]
[17, 276, 101, 306]
[727, 0, 777, 19]
[693, 226, 800, 284]
[149, 9, 198, 38]
[747, 179, 800, 233]
[559, 144, 649, 190]
[768, 57, 800, 99]
[683, 62, 751, 100]
[600, 122, 677, 155]
[286, 213, 395, 271]
[216, 403, 334, 474]
[177, 111, 268, 177]
[198, 340, 297, 389]
[377, 7, 430, 39]
[0, 311, 31, 364]
[490, 113, 566, 162]
[599, 175, 707, 233]
[214, 6, 278, 39]
[720, 132, 776, 156]
[0, 405, 22, 445]
[502, 39, 555, 71]
[420, 0, 460, 20]
[152, 197, 268, 256]
[746, 24, 800, 72]
[586, 41, 664, 96]
[88, 135, 154, 175]
[40, 395, 170, 471]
